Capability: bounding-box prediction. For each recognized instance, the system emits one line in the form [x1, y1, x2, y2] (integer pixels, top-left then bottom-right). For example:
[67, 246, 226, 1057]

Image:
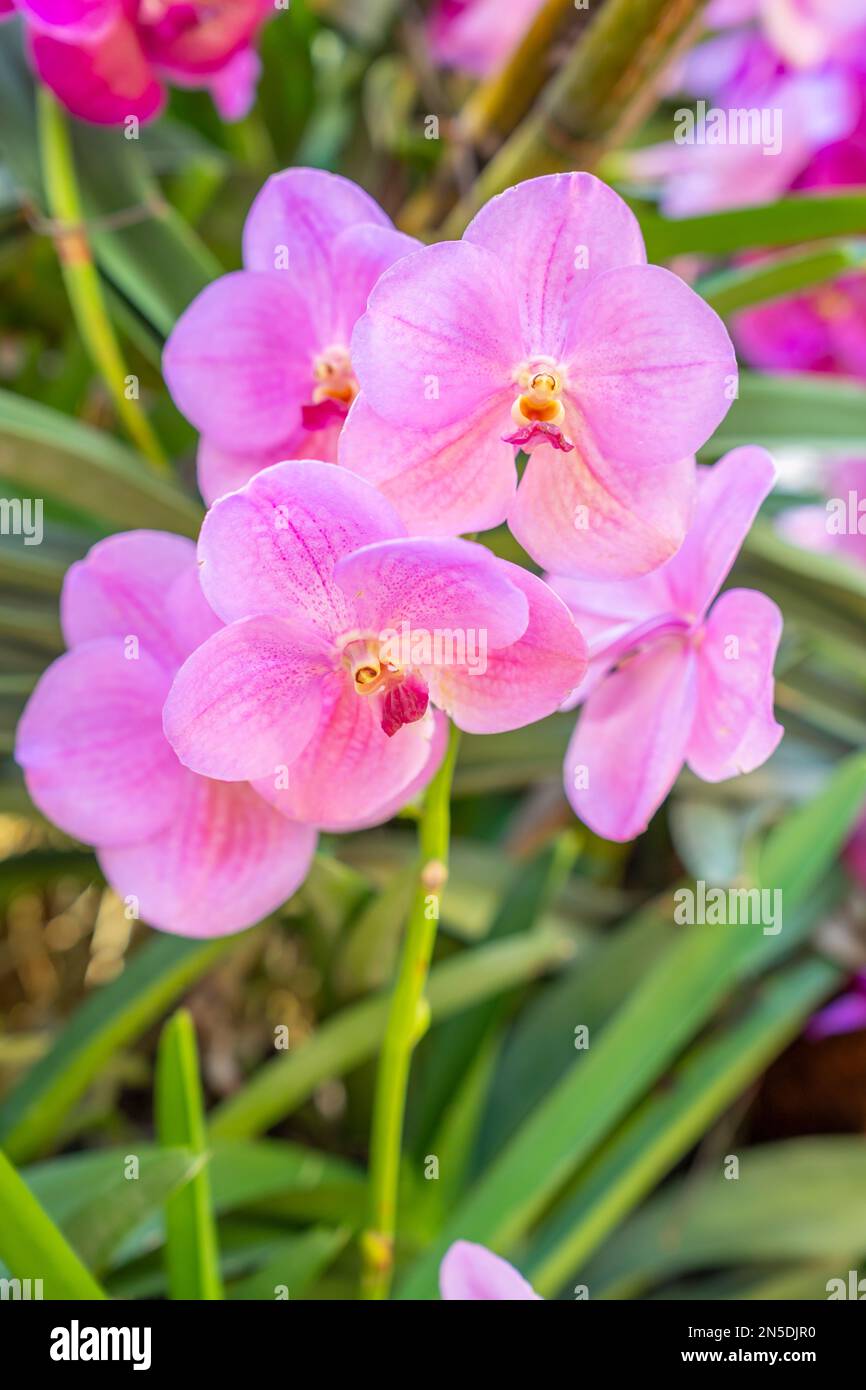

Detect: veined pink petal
[565, 638, 698, 842]
[242, 167, 392, 336]
[439, 1241, 541, 1301]
[100, 774, 317, 939]
[163, 616, 328, 782]
[162, 272, 316, 453]
[427, 564, 587, 734]
[28, 15, 164, 124]
[687, 589, 783, 782]
[60, 530, 197, 665]
[665, 447, 777, 618]
[564, 264, 737, 467]
[509, 419, 694, 579]
[333, 537, 529, 650]
[351, 240, 521, 430]
[254, 672, 442, 832]
[338, 392, 517, 537]
[16, 640, 182, 847]
[197, 460, 404, 634]
[463, 173, 646, 356]
[329, 222, 420, 342]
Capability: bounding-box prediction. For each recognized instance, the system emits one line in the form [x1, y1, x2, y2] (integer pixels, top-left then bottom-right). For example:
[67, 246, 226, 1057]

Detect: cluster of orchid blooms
[16, 164, 784, 934]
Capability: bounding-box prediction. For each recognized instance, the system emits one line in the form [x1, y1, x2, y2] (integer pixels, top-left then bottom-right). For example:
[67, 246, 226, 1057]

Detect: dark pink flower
[162, 460, 587, 830]
[2, 1, 272, 125]
[15, 531, 317, 937]
[553, 448, 783, 841]
[164, 168, 418, 505]
[439, 1241, 541, 1300]
[341, 172, 736, 579]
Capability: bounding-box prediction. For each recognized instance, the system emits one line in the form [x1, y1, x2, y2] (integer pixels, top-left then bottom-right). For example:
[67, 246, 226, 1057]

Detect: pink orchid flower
[427, 0, 547, 79]
[439, 1241, 541, 1300]
[805, 971, 866, 1039]
[734, 271, 866, 377]
[162, 460, 587, 830]
[776, 457, 866, 566]
[551, 447, 784, 842]
[339, 172, 736, 580]
[14, 531, 318, 937]
[1, 1, 272, 125]
[163, 167, 418, 506]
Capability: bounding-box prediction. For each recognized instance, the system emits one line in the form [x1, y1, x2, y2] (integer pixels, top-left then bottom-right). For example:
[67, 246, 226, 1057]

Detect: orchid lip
[508, 356, 573, 450]
[340, 633, 429, 736]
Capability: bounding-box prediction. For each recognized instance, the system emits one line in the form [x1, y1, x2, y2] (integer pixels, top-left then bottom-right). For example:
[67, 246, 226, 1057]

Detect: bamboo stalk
[440, 0, 710, 238]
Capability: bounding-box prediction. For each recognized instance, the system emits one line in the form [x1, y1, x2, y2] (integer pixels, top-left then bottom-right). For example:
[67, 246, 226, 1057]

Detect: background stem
[361, 723, 461, 1299]
[439, 0, 709, 237]
[36, 89, 169, 473]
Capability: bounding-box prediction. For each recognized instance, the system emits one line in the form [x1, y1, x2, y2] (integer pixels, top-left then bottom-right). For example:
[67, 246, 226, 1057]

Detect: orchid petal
[687, 588, 783, 782]
[197, 459, 405, 634]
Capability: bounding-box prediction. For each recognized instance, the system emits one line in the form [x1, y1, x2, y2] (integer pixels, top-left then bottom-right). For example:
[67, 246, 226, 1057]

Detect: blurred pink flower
[439, 1241, 541, 1300]
[164, 168, 418, 505]
[629, 1, 866, 216]
[341, 172, 736, 579]
[427, 0, 546, 78]
[2, 1, 272, 125]
[163, 460, 587, 830]
[552, 448, 783, 842]
[805, 973, 866, 1039]
[775, 456, 866, 566]
[734, 270, 866, 376]
[15, 531, 317, 937]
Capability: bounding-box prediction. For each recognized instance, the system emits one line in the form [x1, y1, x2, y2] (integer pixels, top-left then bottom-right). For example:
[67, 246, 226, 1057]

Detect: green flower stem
[37, 89, 169, 473]
[361, 723, 462, 1300]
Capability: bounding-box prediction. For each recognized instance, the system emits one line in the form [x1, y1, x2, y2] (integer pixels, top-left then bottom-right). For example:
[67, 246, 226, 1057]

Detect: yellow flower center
[511, 358, 566, 429]
[313, 346, 359, 407]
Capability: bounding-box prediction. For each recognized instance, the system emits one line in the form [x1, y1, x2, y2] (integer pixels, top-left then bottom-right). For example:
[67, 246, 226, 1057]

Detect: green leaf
[585, 1137, 866, 1296]
[0, 927, 256, 1162]
[21, 1139, 365, 1274]
[697, 241, 866, 316]
[155, 1010, 223, 1299]
[228, 1227, 349, 1300]
[0, 26, 219, 337]
[209, 927, 575, 1140]
[398, 851, 846, 1297]
[0, 387, 202, 536]
[524, 956, 841, 1296]
[0, 1145, 106, 1299]
[703, 373, 866, 459]
[760, 749, 866, 907]
[63, 1148, 204, 1276]
[635, 190, 866, 260]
